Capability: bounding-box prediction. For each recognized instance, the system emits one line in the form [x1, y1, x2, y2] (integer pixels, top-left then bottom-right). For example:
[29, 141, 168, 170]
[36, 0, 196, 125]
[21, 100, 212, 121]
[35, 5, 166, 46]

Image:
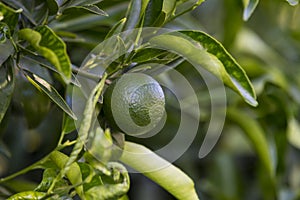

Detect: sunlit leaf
[19, 26, 72, 83]
[24, 73, 77, 120]
[85, 162, 130, 200]
[242, 0, 259, 21]
[49, 151, 84, 198]
[7, 191, 47, 200]
[149, 31, 258, 106]
[35, 168, 69, 194]
[0, 59, 14, 124]
[120, 142, 199, 200]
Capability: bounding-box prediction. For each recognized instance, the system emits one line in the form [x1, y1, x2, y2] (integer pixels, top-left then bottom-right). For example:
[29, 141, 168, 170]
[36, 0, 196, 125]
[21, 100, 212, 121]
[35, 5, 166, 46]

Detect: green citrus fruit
[103, 73, 165, 136]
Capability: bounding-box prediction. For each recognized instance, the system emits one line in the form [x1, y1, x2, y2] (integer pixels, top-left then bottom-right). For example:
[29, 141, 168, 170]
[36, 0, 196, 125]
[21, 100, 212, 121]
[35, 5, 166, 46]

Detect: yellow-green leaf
[19, 26, 71, 83]
[0, 60, 14, 123]
[149, 31, 258, 106]
[120, 142, 199, 200]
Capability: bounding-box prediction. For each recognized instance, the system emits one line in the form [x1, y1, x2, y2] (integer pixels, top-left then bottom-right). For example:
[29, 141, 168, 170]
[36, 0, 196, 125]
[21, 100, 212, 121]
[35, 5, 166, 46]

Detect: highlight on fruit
[103, 73, 166, 136]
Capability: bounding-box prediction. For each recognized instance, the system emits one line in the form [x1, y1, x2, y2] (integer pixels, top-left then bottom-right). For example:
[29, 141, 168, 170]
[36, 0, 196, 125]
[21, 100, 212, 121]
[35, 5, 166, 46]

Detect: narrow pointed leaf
[19, 26, 72, 83]
[162, 0, 176, 18]
[0, 60, 14, 123]
[63, 0, 104, 7]
[123, 0, 142, 31]
[149, 31, 258, 106]
[25, 73, 77, 120]
[243, 0, 259, 21]
[62, 5, 108, 16]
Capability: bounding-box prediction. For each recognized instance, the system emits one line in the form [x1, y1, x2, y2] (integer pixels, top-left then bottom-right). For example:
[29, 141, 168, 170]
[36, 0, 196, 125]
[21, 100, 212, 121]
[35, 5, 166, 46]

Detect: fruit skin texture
[103, 73, 165, 136]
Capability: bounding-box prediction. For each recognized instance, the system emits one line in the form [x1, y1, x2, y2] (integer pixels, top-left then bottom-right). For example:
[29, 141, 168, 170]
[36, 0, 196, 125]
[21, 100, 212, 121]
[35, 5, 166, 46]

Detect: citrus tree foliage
[0, 0, 299, 200]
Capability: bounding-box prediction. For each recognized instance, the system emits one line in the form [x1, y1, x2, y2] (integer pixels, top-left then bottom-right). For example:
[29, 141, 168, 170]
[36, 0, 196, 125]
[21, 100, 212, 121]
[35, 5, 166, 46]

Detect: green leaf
[227, 108, 275, 183]
[162, 0, 176, 19]
[242, 0, 259, 21]
[0, 38, 14, 66]
[22, 55, 80, 87]
[35, 168, 69, 194]
[78, 162, 97, 188]
[131, 48, 168, 63]
[19, 26, 72, 83]
[123, 0, 142, 31]
[174, 0, 204, 18]
[49, 151, 84, 199]
[63, 0, 104, 7]
[52, 74, 108, 196]
[85, 162, 130, 200]
[2, 0, 46, 25]
[24, 73, 77, 120]
[62, 5, 108, 16]
[0, 2, 22, 34]
[149, 31, 258, 106]
[46, 0, 59, 15]
[85, 127, 113, 164]
[105, 18, 126, 39]
[85, 128, 124, 165]
[35, 168, 57, 192]
[62, 113, 77, 134]
[120, 142, 199, 200]
[0, 59, 14, 124]
[7, 191, 47, 200]
[144, 0, 164, 26]
[145, 0, 176, 26]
